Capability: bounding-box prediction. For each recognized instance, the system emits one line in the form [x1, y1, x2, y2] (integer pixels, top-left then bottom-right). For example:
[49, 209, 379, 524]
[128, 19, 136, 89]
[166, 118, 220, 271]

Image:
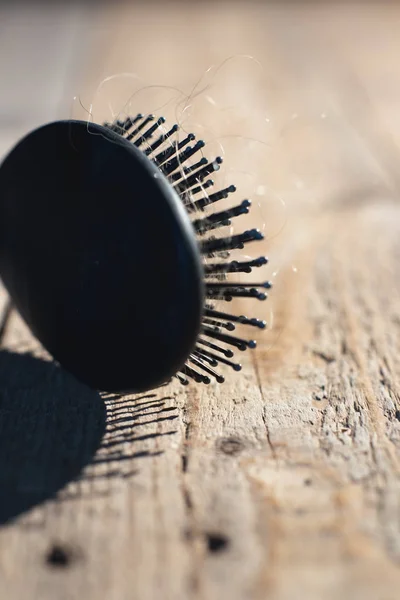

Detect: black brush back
[0, 120, 204, 392]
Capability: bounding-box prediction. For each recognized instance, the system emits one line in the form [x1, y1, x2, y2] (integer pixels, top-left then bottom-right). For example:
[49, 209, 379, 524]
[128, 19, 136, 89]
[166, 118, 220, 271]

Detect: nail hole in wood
[45, 543, 77, 568]
[206, 533, 230, 553]
[217, 436, 244, 456]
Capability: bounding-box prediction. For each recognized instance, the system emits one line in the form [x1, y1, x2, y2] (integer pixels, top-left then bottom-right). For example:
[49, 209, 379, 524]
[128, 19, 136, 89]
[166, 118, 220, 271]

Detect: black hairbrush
[0, 115, 270, 392]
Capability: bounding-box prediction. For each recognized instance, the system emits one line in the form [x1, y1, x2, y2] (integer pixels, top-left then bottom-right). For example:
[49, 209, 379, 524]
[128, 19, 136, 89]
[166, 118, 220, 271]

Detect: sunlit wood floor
[1, 2, 400, 599]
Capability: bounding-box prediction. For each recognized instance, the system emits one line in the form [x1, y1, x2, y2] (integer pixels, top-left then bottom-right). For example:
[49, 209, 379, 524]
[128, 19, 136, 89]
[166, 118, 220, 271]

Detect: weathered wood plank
[1, 3, 400, 599]
[0, 3, 98, 158]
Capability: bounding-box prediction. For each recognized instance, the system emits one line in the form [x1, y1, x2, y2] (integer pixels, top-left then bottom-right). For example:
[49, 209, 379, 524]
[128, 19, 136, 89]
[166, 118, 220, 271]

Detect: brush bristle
[104, 114, 270, 385]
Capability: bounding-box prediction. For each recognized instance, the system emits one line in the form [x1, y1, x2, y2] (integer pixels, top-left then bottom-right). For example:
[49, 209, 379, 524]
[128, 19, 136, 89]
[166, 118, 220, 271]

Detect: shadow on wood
[0, 350, 107, 524]
[72, 393, 180, 483]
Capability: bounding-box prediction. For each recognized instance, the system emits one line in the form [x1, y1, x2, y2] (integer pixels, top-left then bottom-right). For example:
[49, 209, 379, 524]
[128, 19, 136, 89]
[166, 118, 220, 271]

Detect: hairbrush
[0, 114, 271, 392]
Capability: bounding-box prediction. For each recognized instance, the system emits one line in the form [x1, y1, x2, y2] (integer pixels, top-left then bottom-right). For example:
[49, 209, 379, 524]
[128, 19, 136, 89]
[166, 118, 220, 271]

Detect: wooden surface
[1, 2, 400, 599]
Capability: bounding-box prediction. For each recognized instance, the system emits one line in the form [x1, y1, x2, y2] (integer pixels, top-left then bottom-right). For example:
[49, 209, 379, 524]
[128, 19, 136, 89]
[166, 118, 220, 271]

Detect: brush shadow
[79, 394, 180, 482]
[0, 349, 107, 524]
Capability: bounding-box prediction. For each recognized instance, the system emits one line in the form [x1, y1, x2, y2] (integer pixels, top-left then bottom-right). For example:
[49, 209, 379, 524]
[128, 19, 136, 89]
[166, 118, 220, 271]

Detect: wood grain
[1, 2, 400, 599]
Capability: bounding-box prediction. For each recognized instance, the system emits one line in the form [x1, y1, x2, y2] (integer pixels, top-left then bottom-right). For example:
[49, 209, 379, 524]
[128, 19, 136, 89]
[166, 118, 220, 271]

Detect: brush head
[0, 120, 204, 392]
